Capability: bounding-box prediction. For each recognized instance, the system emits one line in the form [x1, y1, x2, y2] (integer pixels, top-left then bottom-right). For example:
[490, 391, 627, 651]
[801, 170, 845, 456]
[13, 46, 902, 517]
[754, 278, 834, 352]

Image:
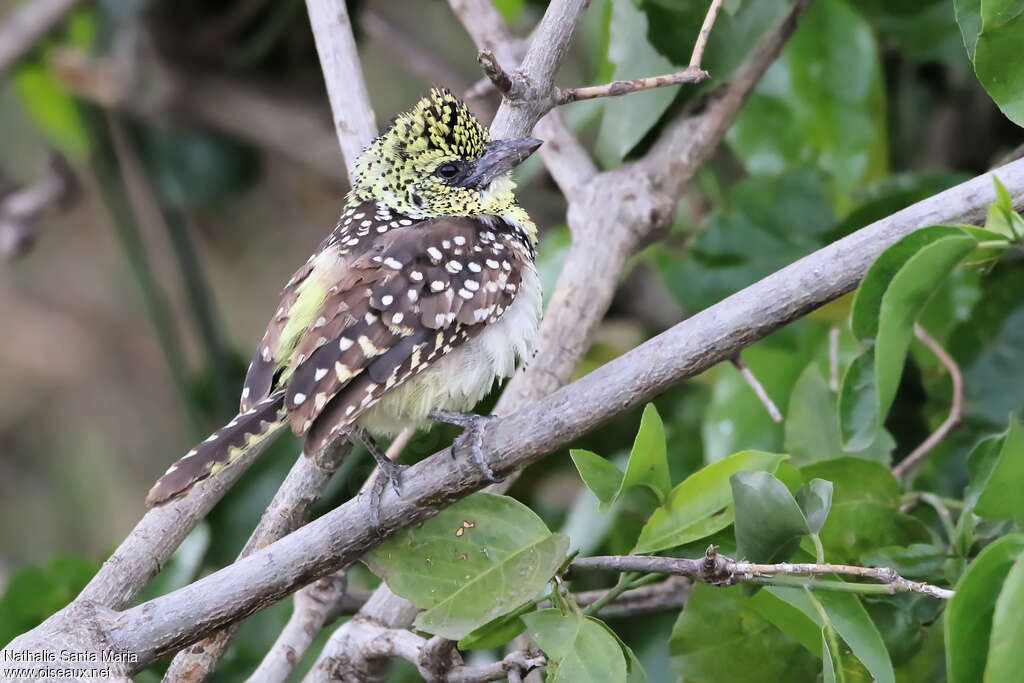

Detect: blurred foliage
[3, 0, 1024, 680]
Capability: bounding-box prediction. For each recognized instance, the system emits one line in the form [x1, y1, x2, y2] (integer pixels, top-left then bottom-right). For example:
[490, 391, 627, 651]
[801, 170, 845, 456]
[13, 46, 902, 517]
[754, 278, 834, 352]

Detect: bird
[145, 88, 543, 508]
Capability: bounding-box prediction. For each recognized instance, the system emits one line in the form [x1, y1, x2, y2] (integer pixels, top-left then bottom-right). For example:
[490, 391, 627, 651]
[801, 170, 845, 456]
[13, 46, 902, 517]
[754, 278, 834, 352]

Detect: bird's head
[351, 89, 541, 219]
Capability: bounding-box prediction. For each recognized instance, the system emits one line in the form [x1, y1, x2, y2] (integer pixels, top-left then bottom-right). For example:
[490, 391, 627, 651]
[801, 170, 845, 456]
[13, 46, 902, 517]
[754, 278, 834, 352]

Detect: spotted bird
[146, 89, 543, 507]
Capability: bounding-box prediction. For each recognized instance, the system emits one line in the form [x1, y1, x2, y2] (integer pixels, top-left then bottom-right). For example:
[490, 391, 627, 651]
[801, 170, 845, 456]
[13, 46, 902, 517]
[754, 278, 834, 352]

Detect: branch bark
[303, 0, 377, 177]
[569, 547, 955, 599]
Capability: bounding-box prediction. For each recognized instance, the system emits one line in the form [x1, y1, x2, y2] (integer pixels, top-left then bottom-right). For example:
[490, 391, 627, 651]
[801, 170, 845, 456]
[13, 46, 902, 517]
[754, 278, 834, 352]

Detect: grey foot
[352, 427, 405, 524]
[428, 410, 503, 483]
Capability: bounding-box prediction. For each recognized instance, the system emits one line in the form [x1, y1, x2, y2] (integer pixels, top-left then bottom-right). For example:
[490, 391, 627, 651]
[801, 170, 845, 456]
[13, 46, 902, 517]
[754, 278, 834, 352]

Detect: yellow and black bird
[146, 89, 542, 507]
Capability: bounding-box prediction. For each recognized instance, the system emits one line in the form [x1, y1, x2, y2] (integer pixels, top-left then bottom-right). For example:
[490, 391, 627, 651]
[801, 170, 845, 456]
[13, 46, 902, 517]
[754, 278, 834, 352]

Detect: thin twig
[553, 0, 724, 105]
[688, 0, 725, 68]
[892, 324, 963, 478]
[0, 0, 83, 77]
[570, 547, 954, 600]
[731, 355, 783, 423]
[478, 49, 515, 95]
[828, 326, 840, 391]
[572, 575, 690, 618]
[556, 67, 708, 105]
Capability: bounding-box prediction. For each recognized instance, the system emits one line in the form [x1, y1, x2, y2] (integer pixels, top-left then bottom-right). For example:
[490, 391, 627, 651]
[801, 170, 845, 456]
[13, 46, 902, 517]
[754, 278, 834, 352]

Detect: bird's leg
[427, 410, 503, 483]
[351, 427, 405, 524]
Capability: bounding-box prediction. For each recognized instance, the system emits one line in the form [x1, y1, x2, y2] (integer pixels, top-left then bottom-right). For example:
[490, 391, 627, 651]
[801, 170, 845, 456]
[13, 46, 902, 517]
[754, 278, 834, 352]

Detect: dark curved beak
[460, 137, 543, 188]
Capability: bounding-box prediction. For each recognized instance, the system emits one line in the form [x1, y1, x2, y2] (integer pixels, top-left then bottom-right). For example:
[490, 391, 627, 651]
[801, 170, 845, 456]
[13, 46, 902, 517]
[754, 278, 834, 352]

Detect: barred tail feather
[146, 392, 288, 507]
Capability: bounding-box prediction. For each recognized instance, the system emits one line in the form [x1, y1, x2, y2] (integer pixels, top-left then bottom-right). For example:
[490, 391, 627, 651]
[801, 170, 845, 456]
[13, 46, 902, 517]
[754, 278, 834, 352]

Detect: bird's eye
[436, 163, 460, 179]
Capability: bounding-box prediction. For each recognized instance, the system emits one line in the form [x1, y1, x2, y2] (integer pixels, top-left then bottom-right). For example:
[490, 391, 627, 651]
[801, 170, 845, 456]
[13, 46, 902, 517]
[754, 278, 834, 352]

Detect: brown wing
[283, 214, 526, 452]
[240, 199, 409, 412]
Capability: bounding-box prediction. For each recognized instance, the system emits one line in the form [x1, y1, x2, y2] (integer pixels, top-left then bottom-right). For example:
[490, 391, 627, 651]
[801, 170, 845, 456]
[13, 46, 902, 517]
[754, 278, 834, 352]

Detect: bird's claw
[428, 410, 503, 483]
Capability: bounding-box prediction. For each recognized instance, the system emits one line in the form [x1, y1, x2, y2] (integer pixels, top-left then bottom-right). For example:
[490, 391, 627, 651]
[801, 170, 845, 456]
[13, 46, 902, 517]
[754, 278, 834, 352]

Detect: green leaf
[975, 417, 1024, 522]
[363, 493, 568, 639]
[570, 449, 624, 506]
[948, 262, 1024, 424]
[732, 471, 809, 564]
[946, 533, 1024, 683]
[954, 0, 982, 58]
[850, 225, 973, 342]
[570, 403, 670, 511]
[11, 62, 91, 159]
[801, 458, 902, 505]
[838, 351, 882, 451]
[770, 586, 895, 683]
[797, 479, 834, 534]
[621, 404, 672, 504]
[458, 610, 527, 651]
[970, 0, 1024, 126]
[522, 610, 628, 683]
[841, 226, 976, 448]
[595, 0, 677, 164]
[986, 553, 1024, 681]
[634, 451, 787, 554]
[671, 584, 820, 682]
[983, 177, 1024, 240]
[860, 544, 948, 579]
[786, 363, 893, 465]
[728, 0, 888, 196]
[873, 232, 977, 416]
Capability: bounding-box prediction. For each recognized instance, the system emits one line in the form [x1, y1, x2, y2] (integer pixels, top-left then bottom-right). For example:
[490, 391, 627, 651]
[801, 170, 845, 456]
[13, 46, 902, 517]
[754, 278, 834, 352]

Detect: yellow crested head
[351, 89, 541, 222]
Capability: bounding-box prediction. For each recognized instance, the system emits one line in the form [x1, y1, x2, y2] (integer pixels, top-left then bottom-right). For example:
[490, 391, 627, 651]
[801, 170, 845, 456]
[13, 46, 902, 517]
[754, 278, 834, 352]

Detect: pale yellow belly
[355, 265, 541, 437]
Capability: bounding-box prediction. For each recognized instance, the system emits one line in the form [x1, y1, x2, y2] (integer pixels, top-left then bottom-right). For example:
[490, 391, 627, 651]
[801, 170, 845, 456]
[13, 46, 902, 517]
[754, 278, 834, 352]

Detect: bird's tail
[146, 392, 288, 507]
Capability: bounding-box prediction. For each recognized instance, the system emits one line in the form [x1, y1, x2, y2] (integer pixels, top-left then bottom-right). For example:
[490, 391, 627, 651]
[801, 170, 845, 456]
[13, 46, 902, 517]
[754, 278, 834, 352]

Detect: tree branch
[731, 355, 784, 423]
[569, 547, 955, 599]
[249, 570, 349, 683]
[162, 442, 352, 682]
[303, 621, 544, 682]
[303, 0, 377, 177]
[0, 0, 83, 77]
[892, 324, 964, 478]
[0, 153, 77, 260]
[555, 67, 709, 105]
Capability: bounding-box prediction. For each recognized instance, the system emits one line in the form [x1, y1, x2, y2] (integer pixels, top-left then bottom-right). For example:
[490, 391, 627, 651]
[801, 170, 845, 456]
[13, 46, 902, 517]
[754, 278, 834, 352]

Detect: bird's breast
[355, 263, 542, 437]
